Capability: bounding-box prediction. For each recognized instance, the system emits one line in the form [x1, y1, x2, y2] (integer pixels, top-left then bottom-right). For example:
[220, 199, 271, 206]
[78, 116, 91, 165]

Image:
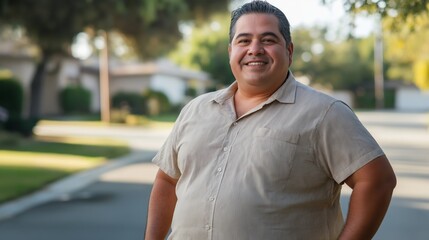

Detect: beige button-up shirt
[153, 72, 384, 240]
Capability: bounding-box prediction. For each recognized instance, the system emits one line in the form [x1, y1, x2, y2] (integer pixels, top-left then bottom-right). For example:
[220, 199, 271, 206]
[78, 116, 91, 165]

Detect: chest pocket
[245, 127, 299, 191]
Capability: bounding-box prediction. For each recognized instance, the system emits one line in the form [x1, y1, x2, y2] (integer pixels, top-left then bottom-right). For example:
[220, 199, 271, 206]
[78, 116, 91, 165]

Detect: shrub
[59, 85, 91, 114]
[144, 89, 171, 116]
[0, 130, 20, 146]
[185, 87, 197, 98]
[112, 92, 148, 115]
[0, 77, 37, 136]
[0, 77, 24, 118]
[355, 88, 395, 109]
[4, 116, 39, 137]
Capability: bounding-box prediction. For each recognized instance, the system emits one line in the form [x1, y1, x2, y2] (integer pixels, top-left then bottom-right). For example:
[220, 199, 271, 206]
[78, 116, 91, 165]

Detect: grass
[0, 166, 72, 203]
[0, 113, 177, 203]
[0, 130, 130, 203]
[3, 139, 129, 158]
[38, 113, 177, 129]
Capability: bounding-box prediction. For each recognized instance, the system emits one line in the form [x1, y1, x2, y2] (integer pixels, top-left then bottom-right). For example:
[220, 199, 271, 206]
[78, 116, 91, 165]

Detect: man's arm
[339, 155, 396, 240]
[145, 169, 178, 240]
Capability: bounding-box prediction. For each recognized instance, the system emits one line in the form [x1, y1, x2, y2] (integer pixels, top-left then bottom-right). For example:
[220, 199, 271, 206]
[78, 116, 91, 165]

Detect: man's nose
[247, 41, 264, 55]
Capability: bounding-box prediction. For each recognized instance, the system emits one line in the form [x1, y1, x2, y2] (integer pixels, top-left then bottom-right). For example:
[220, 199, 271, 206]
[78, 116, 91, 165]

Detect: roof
[81, 58, 210, 82]
[111, 59, 210, 81]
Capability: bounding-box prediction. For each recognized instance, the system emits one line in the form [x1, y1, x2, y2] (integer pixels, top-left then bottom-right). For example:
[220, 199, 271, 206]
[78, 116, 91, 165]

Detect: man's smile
[244, 58, 269, 66]
[246, 61, 266, 66]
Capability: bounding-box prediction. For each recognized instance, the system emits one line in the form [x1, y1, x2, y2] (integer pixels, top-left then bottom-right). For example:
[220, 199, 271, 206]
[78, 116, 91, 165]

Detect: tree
[323, 0, 428, 108]
[383, 15, 429, 81]
[325, 0, 428, 19]
[0, 0, 230, 117]
[170, 13, 234, 88]
[292, 26, 374, 93]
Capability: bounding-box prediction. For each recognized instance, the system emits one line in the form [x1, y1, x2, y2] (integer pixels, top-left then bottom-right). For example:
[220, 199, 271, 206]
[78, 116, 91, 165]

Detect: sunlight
[33, 135, 128, 147]
[71, 32, 92, 60]
[99, 162, 158, 184]
[0, 150, 104, 171]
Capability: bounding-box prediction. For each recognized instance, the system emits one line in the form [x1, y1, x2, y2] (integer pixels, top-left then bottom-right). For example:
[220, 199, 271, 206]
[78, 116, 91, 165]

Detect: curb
[0, 150, 156, 221]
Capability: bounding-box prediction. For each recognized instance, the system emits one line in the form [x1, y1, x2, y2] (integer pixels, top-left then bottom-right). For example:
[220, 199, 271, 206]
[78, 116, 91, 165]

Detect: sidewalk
[0, 150, 155, 221]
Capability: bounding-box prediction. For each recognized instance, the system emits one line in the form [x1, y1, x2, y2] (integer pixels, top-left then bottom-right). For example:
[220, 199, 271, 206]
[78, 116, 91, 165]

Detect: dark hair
[229, 0, 292, 46]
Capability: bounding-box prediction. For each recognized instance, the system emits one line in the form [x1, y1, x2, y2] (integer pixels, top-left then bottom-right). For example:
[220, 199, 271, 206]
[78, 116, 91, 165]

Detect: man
[145, 1, 396, 239]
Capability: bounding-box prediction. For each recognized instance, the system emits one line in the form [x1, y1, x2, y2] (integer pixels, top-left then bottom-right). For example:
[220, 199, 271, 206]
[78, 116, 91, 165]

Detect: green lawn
[4, 139, 129, 158]
[0, 131, 130, 203]
[0, 165, 71, 203]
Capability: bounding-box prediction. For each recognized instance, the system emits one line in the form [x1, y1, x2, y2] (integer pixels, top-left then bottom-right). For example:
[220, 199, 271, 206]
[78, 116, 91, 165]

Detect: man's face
[229, 13, 293, 93]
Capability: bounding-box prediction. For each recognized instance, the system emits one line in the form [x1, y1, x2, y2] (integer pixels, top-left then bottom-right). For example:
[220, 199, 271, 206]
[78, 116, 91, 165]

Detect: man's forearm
[339, 181, 395, 239]
[145, 170, 178, 240]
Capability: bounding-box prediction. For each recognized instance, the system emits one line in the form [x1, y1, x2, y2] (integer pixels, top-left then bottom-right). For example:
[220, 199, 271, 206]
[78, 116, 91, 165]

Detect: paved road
[0, 111, 428, 239]
[348, 111, 429, 239]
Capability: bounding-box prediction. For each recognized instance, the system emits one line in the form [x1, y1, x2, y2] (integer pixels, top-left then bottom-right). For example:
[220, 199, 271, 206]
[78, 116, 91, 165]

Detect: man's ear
[287, 42, 294, 66]
[287, 42, 294, 56]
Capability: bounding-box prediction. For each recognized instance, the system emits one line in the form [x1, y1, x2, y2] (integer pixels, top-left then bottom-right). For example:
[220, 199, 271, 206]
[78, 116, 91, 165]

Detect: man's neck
[233, 88, 272, 118]
[233, 74, 289, 118]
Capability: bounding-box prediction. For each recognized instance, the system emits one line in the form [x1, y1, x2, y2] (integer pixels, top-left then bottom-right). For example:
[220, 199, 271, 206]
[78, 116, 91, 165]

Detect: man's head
[229, 0, 292, 47]
[228, 1, 294, 94]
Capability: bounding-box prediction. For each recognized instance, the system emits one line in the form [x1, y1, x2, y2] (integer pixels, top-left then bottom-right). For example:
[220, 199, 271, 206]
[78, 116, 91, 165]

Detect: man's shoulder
[187, 90, 220, 105]
[180, 89, 224, 113]
[294, 81, 341, 107]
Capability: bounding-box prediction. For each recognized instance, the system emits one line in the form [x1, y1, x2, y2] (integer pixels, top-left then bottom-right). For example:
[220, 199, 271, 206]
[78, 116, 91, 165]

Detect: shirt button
[205, 225, 211, 230]
[217, 167, 222, 172]
[233, 122, 238, 126]
[209, 197, 215, 201]
[223, 147, 229, 152]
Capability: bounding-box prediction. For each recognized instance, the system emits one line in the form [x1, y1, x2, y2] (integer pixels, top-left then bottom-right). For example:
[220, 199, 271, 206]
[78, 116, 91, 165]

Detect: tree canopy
[0, 0, 230, 59]
[169, 13, 234, 88]
[326, 0, 428, 18]
[325, 0, 429, 31]
[0, 0, 231, 117]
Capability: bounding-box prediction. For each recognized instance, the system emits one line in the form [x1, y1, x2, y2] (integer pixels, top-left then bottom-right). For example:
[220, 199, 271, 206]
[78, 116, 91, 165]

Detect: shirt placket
[205, 120, 240, 240]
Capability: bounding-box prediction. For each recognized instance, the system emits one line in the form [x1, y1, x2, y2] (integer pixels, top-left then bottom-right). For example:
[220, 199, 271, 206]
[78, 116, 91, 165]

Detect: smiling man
[145, 1, 396, 239]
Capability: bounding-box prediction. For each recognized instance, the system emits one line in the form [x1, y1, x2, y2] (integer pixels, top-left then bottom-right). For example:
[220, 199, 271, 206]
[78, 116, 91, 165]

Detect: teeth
[247, 62, 265, 66]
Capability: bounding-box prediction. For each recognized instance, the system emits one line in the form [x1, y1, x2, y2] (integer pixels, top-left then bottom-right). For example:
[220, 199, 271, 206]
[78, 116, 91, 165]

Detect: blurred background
[0, 0, 428, 239]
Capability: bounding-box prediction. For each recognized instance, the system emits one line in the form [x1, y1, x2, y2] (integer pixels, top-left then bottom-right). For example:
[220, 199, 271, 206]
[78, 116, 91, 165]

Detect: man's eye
[238, 39, 250, 44]
[263, 39, 275, 43]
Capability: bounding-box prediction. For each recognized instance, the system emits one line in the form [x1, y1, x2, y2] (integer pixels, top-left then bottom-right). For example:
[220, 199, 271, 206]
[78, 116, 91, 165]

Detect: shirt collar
[211, 71, 297, 105]
[211, 82, 238, 105]
[268, 71, 297, 104]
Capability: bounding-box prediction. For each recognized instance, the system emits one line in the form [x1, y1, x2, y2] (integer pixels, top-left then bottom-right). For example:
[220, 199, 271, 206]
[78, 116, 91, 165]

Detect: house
[81, 58, 211, 112]
[0, 53, 212, 116]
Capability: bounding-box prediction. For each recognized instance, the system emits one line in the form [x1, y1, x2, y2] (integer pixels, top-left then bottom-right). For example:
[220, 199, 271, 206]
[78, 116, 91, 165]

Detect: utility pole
[374, 14, 384, 109]
[99, 30, 110, 122]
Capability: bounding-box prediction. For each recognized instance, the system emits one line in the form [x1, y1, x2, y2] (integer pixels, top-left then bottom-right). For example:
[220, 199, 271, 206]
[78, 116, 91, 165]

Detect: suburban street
[0, 111, 428, 239]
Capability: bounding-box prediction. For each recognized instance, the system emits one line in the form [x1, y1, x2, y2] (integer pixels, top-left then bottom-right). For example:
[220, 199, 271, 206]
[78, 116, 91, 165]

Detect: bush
[185, 87, 197, 97]
[0, 77, 24, 118]
[0, 130, 20, 146]
[112, 92, 148, 115]
[0, 77, 37, 136]
[355, 88, 395, 109]
[144, 89, 171, 116]
[3, 116, 39, 137]
[59, 85, 91, 114]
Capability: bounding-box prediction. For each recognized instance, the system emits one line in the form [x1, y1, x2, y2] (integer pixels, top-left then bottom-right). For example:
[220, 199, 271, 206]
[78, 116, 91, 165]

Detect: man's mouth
[246, 61, 267, 66]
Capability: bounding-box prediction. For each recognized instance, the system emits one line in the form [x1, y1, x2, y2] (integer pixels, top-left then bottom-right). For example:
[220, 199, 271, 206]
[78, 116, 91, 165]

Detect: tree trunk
[29, 50, 51, 118]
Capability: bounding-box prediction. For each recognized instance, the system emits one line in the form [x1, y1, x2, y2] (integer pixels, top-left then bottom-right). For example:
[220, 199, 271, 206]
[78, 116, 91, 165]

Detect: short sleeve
[315, 101, 385, 183]
[151, 104, 191, 179]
